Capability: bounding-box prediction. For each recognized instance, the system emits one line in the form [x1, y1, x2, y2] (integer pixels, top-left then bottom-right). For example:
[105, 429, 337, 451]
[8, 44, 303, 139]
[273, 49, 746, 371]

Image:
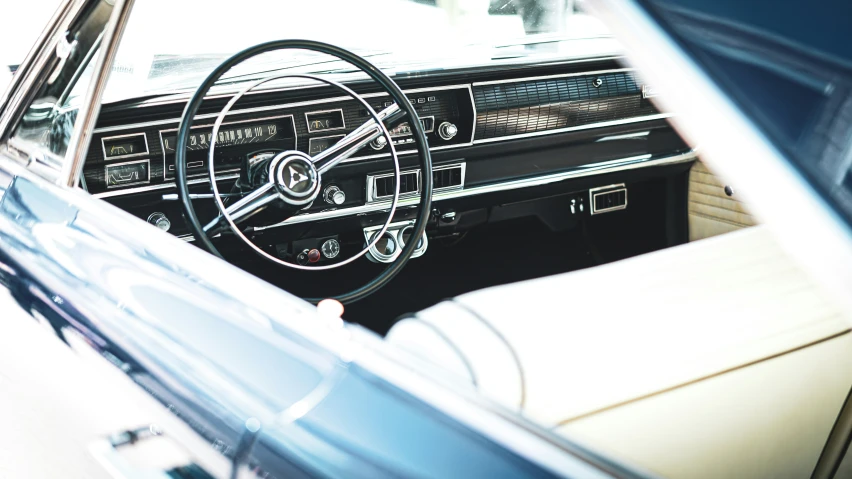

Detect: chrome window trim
[305, 108, 346, 133]
[62, 0, 136, 187]
[104, 158, 150, 189]
[158, 113, 296, 180]
[101, 131, 149, 160]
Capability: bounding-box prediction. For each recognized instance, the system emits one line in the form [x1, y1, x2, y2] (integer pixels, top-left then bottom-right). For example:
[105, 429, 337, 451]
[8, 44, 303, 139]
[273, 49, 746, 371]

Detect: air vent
[372, 171, 420, 200]
[367, 163, 465, 203]
[590, 184, 628, 215]
[432, 165, 463, 189]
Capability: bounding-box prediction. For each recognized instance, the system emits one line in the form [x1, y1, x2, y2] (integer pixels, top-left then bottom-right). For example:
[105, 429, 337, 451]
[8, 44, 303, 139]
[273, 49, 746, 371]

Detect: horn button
[270, 151, 320, 206]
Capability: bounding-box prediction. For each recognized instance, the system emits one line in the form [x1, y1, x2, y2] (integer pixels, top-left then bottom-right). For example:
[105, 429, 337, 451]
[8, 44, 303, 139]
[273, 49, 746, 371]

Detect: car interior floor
[240, 187, 676, 335]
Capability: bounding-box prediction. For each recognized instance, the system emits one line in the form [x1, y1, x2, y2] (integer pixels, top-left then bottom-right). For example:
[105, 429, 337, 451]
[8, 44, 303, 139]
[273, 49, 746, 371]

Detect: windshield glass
[102, 0, 616, 103]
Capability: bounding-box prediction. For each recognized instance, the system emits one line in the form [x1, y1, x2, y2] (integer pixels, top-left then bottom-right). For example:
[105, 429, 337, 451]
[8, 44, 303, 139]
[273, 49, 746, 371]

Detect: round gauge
[370, 232, 397, 258]
[321, 238, 341, 259]
[399, 226, 423, 249]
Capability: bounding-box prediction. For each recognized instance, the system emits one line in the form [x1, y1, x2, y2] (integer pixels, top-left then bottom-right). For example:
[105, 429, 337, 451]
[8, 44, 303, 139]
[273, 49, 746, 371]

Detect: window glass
[12, 0, 113, 158]
[644, 0, 852, 227]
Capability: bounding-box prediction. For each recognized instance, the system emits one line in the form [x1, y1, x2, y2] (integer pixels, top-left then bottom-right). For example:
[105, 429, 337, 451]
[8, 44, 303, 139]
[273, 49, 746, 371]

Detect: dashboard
[85, 57, 693, 264]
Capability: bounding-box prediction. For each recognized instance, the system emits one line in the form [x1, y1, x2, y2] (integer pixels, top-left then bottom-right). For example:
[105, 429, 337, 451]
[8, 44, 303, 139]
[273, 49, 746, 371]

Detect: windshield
[101, 0, 616, 103]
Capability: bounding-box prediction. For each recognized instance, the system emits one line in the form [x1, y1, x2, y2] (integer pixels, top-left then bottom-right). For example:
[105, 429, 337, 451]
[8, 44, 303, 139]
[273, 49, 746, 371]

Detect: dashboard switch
[323, 185, 346, 205]
[147, 212, 171, 232]
[438, 122, 458, 141]
[370, 135, 388, 150]
[296, 249, 310, 266]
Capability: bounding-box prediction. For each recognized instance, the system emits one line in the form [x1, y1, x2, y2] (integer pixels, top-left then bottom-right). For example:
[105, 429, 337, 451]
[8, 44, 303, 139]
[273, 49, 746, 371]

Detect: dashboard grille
[472, 71, 659, 140]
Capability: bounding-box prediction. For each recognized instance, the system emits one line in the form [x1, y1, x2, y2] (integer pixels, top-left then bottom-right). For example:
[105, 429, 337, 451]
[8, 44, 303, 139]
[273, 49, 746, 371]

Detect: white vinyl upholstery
[387, 226, 852, 477]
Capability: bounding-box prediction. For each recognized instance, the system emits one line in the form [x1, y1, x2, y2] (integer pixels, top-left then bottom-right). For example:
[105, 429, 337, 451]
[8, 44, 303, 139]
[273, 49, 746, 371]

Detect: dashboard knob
[147, 212, 171, 232]
[296, 249, 310, 265]
[370, 135, 388, 150]
[323, 185, 346, 205]
[307, 248, 321, 263]
[437, 122, 458, 141]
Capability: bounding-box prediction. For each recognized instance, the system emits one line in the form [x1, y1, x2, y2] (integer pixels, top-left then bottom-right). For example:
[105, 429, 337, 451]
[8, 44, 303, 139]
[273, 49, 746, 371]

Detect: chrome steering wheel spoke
[203, 183, 277, 235]
[311, 103, 405, 174]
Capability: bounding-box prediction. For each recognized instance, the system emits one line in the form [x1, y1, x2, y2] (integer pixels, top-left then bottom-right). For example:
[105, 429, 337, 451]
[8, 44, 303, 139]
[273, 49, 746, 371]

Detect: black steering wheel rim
[175, 39, 433, 305]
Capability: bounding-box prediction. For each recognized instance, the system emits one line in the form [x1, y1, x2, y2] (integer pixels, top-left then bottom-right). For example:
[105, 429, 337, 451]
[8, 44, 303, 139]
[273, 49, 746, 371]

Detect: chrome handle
[162, 192, 241, 201]
[89, 425, 209, 479]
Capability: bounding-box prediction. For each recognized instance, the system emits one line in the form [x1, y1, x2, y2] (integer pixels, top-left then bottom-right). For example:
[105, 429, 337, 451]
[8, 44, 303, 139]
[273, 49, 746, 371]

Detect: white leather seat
[387, 226, 852, 478]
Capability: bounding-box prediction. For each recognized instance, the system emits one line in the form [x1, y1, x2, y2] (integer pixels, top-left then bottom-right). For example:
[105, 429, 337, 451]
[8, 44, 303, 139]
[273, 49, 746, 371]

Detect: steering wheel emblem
[269, 152, 320, 204]
[289, 166, 309, 190]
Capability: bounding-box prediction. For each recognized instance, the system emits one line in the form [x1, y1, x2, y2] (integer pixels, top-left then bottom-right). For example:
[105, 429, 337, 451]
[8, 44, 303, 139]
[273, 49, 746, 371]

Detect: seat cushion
[387, 226, 851, 425]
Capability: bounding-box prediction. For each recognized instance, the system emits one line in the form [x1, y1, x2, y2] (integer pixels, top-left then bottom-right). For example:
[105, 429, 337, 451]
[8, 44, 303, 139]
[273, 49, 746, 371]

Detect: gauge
[399, 226, 424, 249]
[305, 109, 345, 133]
[102, 133, 147, 159]
[321, 238, 341, 259]
[308, 135, 344, 156]
[161, 122, 283, 153]
[105, 160, 150, 188]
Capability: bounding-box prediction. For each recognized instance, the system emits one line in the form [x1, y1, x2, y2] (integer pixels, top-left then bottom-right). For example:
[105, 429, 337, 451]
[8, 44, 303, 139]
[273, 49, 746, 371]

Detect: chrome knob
[370, 135, 388, 150]
[147, 212, 171, 232]
[437, 122, 458, 141]
[323, 185, 346, 205]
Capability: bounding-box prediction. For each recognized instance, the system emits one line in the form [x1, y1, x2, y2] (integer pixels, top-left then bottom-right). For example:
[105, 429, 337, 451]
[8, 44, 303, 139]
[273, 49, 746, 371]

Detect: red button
[307, 248, 321, 263]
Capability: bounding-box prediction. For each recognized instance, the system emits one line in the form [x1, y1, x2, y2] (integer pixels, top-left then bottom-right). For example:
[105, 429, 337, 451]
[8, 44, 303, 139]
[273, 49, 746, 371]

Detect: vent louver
[432, 166, 463, 189]
[367, 163, 465, 202]
[374, 171, 419, 198]
[590, 184, 628, 215]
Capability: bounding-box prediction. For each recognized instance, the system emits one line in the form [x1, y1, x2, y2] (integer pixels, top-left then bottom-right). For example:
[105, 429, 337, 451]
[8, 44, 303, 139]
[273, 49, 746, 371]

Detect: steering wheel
[175, 40, 433, 305]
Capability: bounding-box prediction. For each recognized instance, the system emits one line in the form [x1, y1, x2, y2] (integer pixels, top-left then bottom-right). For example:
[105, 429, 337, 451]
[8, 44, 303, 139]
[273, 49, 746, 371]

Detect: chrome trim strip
[101, 131, 149, 160]
[104, 158, 150, 189]
[253, 150, 696, 230]
[92, 112, 664, 198]
[305, 108, 345, 133]
[93, 173, 240, 198]
[471, 113, 673, 144]
[596, 131, 650, 142]
[589, 183, 627, 214]
[471, 67, 634, 86]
